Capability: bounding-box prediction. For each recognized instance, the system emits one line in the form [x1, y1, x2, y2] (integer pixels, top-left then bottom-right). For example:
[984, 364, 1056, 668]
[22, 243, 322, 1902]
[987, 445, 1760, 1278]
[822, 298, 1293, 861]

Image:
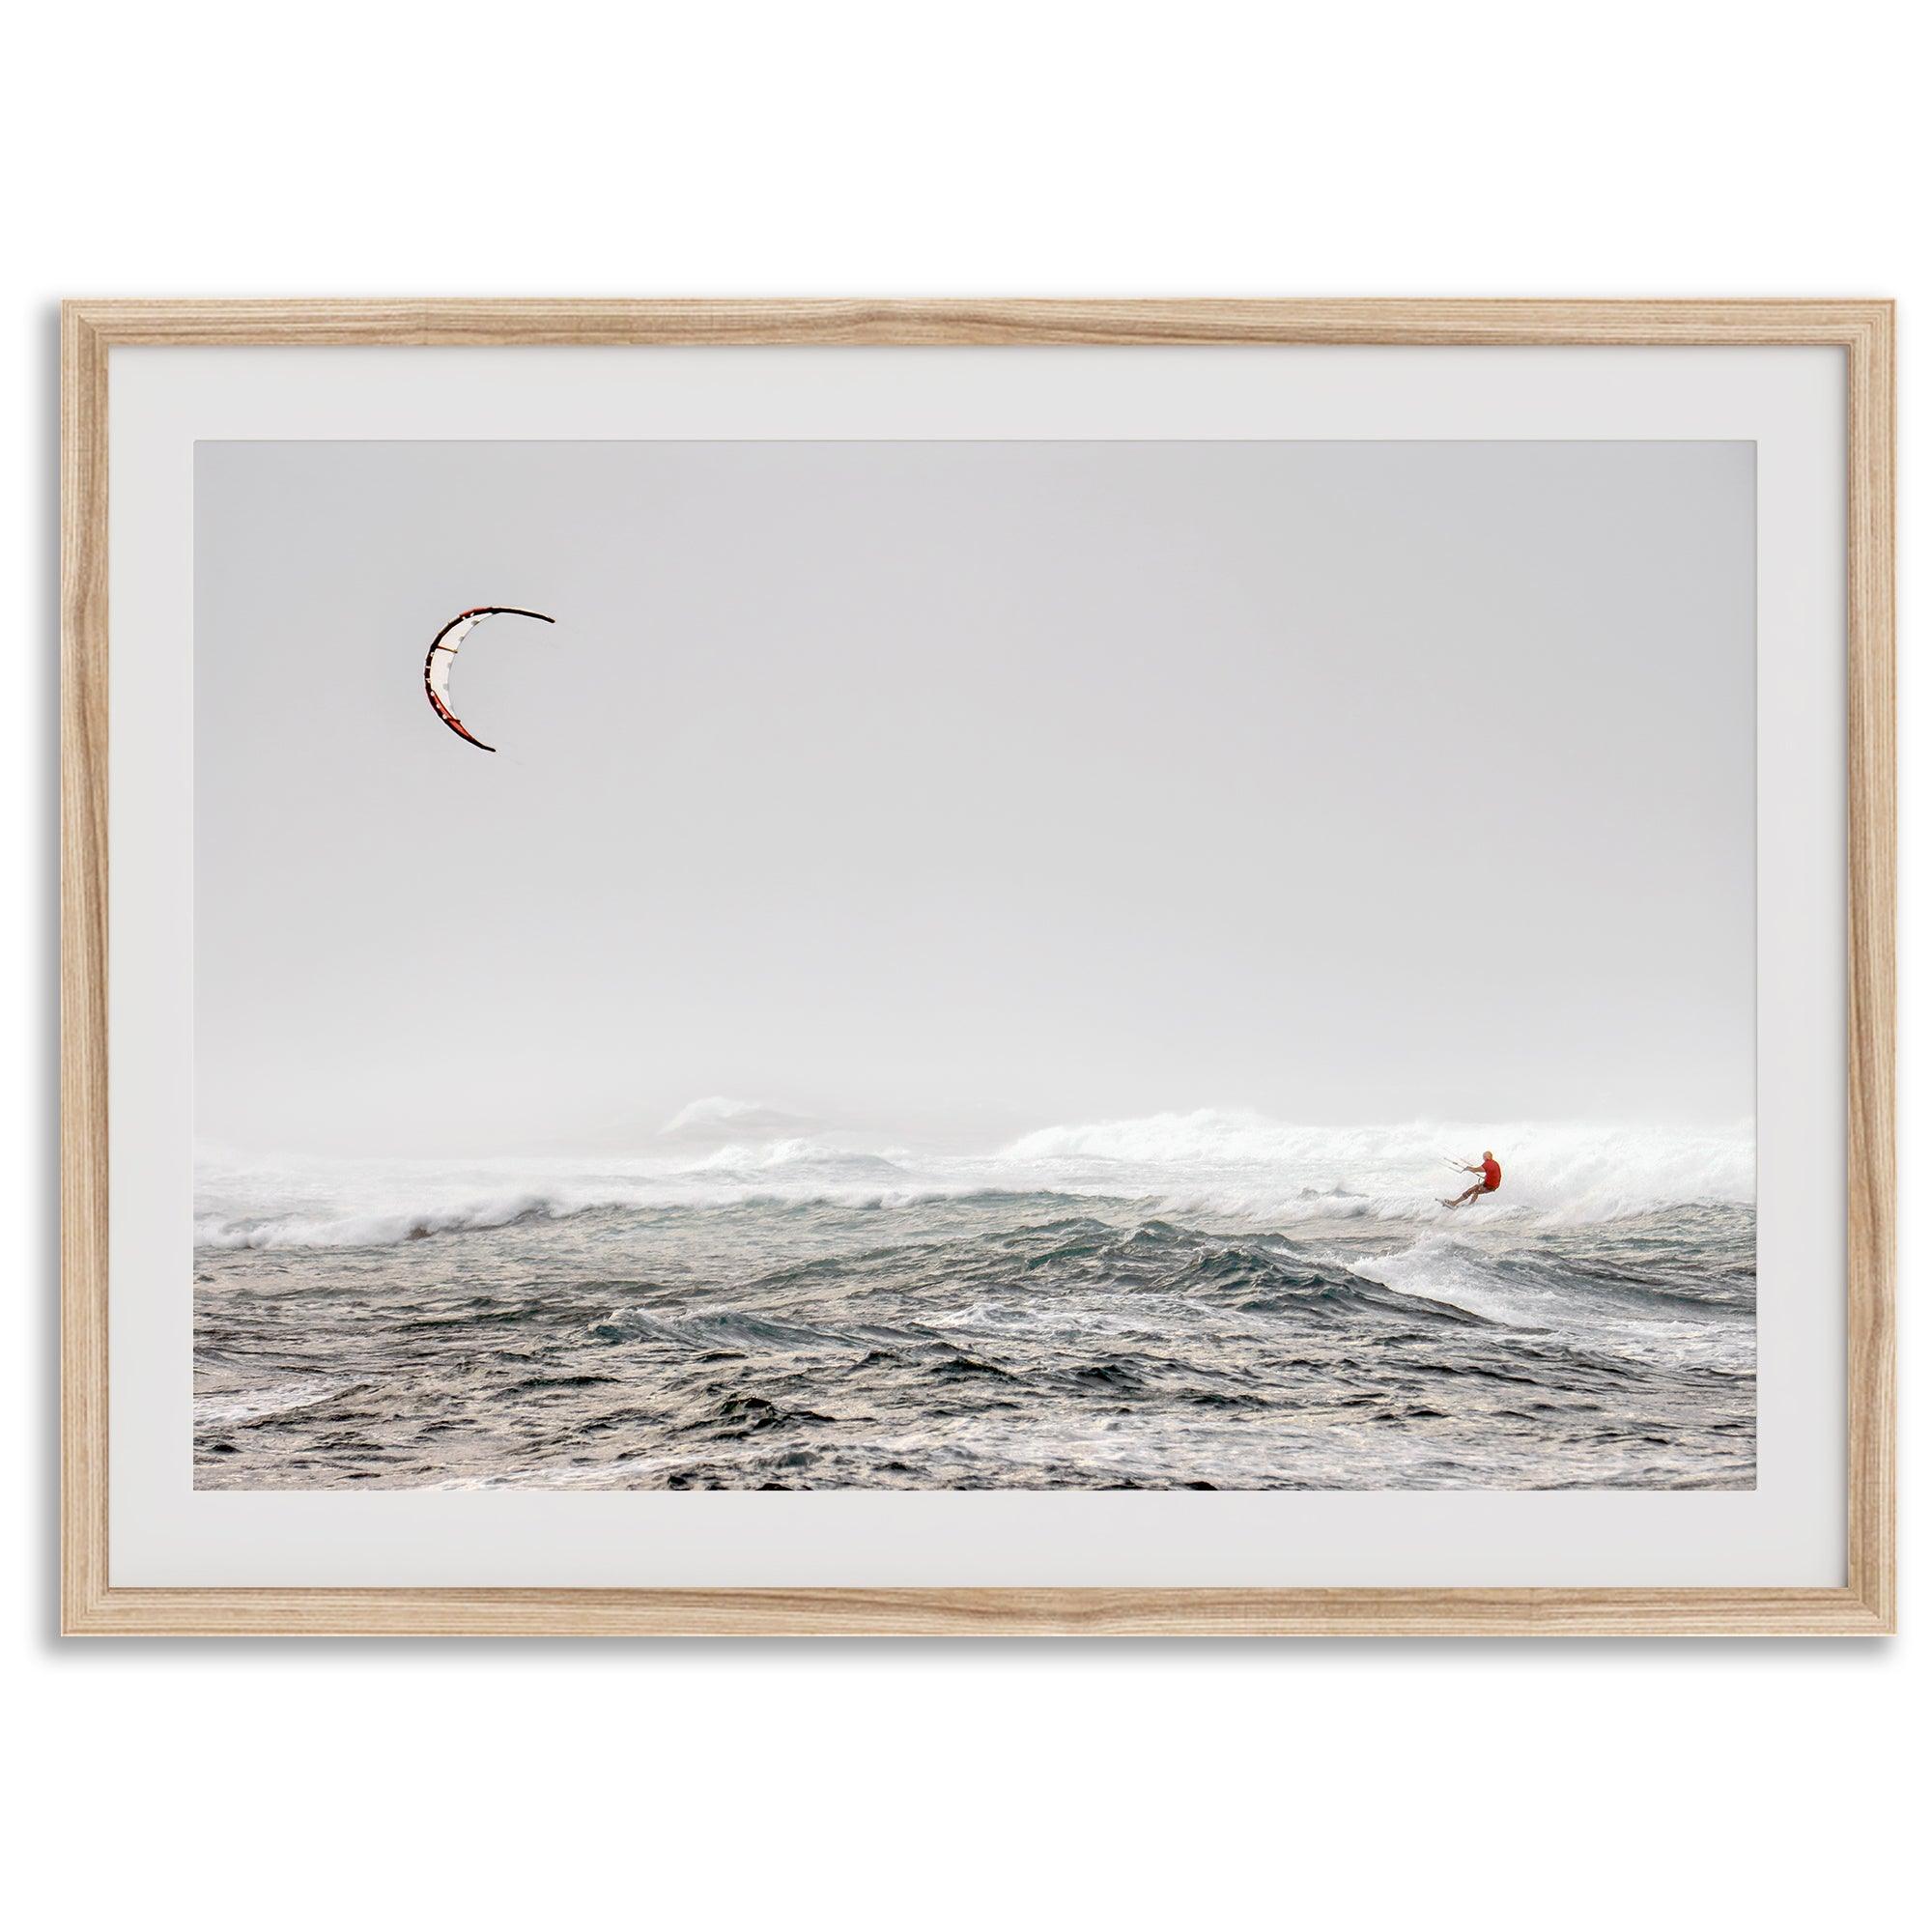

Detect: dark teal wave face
[193, 1194, 1755, 1492]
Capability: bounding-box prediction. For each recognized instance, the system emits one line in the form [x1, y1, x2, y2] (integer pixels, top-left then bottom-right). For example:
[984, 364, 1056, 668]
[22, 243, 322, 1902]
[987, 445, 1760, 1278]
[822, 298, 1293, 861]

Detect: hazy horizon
[196, 439, 1754, 1159]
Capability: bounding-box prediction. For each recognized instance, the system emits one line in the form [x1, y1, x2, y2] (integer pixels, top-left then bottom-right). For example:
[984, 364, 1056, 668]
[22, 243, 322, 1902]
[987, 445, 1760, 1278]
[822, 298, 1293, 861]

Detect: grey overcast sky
[196, 440, 1753, 1156]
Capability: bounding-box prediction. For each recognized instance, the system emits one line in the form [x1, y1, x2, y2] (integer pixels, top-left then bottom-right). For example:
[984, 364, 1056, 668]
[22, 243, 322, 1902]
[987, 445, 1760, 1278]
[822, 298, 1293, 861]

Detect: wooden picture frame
[61, 298, 1895, 1635]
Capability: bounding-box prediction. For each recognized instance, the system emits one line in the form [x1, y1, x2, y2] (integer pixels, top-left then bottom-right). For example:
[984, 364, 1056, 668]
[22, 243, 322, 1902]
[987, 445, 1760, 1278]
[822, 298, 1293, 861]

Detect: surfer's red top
[1482, 1157, 1502, 1190]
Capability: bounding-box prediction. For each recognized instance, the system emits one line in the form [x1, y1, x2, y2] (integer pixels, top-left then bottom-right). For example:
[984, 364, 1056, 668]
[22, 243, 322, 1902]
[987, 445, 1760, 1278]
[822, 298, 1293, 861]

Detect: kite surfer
[1442, 1151, 1502, 1208]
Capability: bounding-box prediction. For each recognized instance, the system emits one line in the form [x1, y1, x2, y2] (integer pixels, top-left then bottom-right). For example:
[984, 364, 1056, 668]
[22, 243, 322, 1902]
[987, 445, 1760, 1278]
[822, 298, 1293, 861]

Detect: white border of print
[110, 343, 1842, 1587]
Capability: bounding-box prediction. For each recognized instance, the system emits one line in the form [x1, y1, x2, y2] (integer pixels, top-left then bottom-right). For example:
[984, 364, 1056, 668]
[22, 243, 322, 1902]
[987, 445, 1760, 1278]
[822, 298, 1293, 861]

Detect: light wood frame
[61, 298, 1895, 1636]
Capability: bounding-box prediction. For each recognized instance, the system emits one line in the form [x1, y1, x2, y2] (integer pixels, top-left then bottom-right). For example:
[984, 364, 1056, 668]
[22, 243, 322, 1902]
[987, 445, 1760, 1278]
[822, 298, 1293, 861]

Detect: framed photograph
[61, 298, 1894, 1635]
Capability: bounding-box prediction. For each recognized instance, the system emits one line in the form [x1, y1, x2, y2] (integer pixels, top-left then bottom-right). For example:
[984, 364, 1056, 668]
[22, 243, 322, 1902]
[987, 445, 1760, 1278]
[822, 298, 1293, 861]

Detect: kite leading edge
[423, 605, 555, 753]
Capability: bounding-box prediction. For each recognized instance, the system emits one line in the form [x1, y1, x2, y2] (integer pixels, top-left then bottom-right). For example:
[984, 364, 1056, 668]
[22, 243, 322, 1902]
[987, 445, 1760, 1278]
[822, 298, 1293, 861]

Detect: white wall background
[5, 3, 1920, 1926]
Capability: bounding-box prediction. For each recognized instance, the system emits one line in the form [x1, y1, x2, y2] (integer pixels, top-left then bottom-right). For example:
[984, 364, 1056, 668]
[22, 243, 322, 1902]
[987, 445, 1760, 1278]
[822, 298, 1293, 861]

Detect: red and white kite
[423, 605, 554, 753]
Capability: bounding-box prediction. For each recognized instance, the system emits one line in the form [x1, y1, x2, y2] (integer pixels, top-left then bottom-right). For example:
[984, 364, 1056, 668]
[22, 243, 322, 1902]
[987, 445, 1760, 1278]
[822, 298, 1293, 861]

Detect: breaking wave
[657, 1095, 822, 1143]
[193, 1110, 1752, 1252]
[1003, 1111, 1752, 1226]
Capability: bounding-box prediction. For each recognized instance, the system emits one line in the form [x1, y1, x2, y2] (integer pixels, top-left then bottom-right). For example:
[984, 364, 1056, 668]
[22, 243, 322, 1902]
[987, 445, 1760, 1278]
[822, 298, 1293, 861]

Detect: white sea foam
[192, 1378, 357, 1426]
[194, 1192, 563, 1251]
[193, 1110, 1752, 1251]
[999, 1111, 1750, 1227]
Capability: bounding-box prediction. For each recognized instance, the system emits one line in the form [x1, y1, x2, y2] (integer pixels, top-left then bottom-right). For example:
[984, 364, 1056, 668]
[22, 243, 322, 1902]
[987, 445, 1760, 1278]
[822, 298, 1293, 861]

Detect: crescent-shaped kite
[423, 605, 555, 753]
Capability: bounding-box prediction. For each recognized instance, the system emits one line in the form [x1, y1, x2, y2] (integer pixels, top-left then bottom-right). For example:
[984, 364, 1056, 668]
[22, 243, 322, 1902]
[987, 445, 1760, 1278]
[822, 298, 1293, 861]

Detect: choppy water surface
[193, 1114, 1755, 1491]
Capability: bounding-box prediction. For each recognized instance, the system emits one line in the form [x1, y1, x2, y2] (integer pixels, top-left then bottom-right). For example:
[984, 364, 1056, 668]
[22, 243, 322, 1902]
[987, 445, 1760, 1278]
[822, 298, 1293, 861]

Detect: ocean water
[193, 1112, 1756, 1491]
